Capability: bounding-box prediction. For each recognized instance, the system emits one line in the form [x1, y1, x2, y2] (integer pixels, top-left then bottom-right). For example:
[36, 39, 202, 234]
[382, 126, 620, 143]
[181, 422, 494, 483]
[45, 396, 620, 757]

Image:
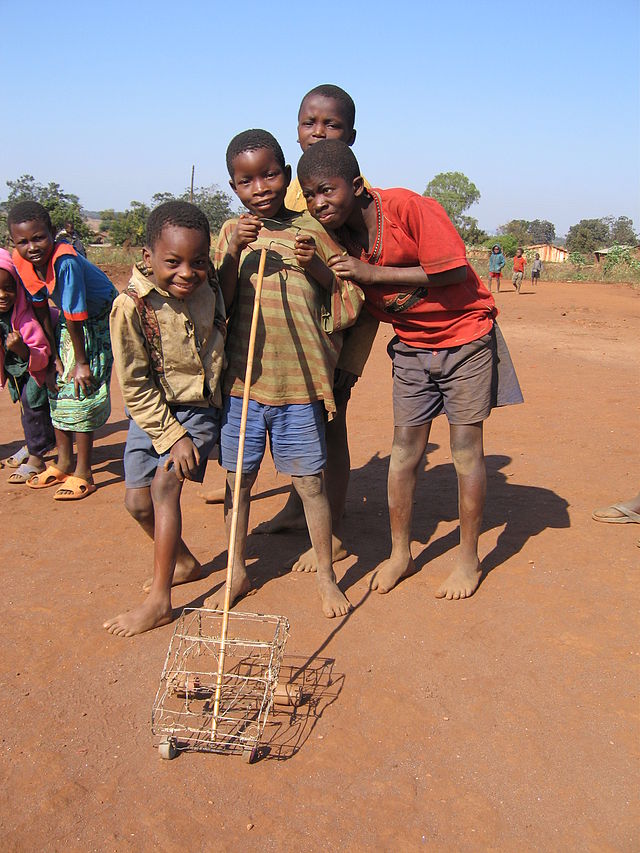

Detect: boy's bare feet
[252, 505, 307, 534]
[435, 557, 482, 600]
[204, 569, 253, 611]
[142, 553, 202, 593]
[290, 535, 348, 573]
[103, 597, 173, 637]
[370, 553, 416, 594]
[316, 571, 352, 618]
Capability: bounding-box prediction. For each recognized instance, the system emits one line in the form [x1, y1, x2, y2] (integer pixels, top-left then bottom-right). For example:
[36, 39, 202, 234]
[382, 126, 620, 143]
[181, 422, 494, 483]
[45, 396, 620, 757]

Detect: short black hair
[7, 201, 53, 234]
[300, 84, 356, 130]
[297, 139, 361, 186]
[146, 201, 211, 249]
[226, 129, 286, 177]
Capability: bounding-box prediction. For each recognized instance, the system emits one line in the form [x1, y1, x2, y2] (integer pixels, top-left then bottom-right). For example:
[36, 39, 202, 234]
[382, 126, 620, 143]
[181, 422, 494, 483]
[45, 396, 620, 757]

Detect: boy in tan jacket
[105, 202, 226, 637]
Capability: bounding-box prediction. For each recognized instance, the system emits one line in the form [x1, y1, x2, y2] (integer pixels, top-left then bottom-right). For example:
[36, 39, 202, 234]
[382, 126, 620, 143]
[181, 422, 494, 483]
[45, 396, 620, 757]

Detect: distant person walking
[56, 219, 87, 258]
[488, 244, 505, 292]
[512, 248, 526, 293]
[531, 252, 542, 286]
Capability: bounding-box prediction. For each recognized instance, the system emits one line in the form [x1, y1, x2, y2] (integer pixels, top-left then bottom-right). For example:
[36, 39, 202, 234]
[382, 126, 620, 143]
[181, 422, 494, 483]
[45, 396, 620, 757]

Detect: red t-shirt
[339, 188, 496, 348]
[513, 255, 526, 273]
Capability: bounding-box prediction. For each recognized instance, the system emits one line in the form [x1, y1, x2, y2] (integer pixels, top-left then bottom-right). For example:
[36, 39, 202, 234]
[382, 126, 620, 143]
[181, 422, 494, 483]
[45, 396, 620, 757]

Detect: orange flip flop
[53, 476, 96, 501]
[28, 466, 69, 489]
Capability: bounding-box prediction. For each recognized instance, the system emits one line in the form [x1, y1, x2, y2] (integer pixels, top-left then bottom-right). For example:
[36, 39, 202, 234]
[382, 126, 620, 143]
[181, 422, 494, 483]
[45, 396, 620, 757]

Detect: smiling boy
[298, 140, 523, 601]
[104, 201, 226, 637]
[205, 129, 361, 619]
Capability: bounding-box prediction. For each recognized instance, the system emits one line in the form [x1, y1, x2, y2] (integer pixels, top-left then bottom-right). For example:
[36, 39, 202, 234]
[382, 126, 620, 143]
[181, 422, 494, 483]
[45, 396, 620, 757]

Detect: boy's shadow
[410, 454, 570, 579]
[340, 451, 570, 591]
[184, 450, 570, 603]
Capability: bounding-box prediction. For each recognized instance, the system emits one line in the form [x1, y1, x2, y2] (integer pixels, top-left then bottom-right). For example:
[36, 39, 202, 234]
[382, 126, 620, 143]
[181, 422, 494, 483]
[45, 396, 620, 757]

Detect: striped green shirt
[217, 211, 345, 415]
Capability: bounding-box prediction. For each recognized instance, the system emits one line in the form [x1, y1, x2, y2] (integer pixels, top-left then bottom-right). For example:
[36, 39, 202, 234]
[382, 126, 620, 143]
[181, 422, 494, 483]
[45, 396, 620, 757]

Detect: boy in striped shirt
[205, 129, 360, 619]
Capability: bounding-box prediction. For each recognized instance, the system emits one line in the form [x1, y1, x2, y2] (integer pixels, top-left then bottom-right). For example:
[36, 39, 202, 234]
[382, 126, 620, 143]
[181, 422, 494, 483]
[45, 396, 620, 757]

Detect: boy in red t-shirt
[512, 248, 526, 293]
[297, 140, 523, 600]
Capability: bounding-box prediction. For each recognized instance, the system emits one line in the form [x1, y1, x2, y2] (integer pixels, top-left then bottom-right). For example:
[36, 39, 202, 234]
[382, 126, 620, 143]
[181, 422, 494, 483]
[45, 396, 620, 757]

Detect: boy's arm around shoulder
[109, 292, 187, 454]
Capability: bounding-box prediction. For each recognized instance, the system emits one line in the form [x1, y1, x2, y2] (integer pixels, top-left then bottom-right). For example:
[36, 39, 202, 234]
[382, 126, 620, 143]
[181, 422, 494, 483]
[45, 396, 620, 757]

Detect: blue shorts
[220, 397, 326, 476]
[124, 405, 220, 488]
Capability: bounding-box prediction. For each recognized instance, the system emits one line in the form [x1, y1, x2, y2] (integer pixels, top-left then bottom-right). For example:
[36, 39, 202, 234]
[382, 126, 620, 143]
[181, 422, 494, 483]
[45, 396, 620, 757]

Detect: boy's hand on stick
[229, 214, 262, 256]
[293, 234, 317, 268]
[72, 362, 95, 397]
[328, 254, 376, 285]
[166, 436, 200, 481]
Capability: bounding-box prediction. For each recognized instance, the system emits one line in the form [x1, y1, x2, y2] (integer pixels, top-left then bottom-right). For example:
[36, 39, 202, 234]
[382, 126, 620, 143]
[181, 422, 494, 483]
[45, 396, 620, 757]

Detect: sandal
[592, 503, 640, 524]
[5, 446, 28, 468]
[53, 476, 96, 501]
[28, 466, 70, 489]
[8, 463, 43, 484]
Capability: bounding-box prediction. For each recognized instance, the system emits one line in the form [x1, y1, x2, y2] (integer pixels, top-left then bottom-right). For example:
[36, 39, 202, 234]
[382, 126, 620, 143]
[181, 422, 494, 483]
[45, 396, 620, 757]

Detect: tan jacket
[110, 264, 226, 454]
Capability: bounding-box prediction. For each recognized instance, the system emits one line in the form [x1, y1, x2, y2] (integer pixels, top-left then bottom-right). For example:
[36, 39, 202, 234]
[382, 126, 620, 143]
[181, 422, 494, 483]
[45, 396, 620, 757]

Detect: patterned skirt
[49, 303, 114, 432]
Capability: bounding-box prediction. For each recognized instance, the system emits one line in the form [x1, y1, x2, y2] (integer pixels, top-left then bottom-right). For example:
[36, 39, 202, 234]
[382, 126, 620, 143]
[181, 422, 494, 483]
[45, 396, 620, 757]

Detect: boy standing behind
[254, 84, 378, 574]
[298, 141, 523, 601]
[105, 202, 226, 637]
[206, 129, 361, 618]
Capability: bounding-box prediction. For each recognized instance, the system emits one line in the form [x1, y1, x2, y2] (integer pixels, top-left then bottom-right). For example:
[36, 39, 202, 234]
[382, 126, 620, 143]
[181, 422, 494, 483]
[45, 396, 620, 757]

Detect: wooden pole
[190, 165, 195, 203]
[211, 247, 267, 741]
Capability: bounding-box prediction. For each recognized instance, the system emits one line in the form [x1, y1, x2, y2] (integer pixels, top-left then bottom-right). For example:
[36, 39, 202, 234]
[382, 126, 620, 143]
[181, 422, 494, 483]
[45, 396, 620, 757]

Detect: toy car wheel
[243, 745, 259, 764]
[158, 738, 177, 760]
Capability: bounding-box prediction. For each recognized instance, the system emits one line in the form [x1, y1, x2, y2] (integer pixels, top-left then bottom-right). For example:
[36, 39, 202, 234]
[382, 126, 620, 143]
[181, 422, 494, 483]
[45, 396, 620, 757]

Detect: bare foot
[435, 558, 482, 600]
[370, 554, 416, 594]
[204, 571, 253, 611]
[289, 536, 348, 573]
[199, 486, 226, 504]
[103, 597, 172, 637]
[252, 506, 307, 535]
[316, 572, 352, 618]
[142, 554, 202, 593]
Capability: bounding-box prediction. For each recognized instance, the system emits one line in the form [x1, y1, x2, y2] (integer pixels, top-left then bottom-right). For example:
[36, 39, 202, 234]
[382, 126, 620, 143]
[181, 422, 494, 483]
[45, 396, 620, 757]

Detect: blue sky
[2, 0, 638, 237]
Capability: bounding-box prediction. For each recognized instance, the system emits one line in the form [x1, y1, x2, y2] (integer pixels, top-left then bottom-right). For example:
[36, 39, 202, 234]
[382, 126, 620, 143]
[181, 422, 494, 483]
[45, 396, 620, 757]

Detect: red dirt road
[1, 278, 638, 851]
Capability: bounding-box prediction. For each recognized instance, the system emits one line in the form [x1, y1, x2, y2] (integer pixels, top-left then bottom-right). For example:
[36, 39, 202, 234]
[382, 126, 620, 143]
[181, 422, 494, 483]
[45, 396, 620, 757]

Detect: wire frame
[151, 608, 289, 755]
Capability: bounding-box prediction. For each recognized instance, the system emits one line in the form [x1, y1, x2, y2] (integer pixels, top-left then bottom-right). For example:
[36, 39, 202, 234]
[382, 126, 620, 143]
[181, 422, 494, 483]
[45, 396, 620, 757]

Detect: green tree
[497, 218, 557, 245]
[424, 172, 481, 238]
[186, 185, 236, 234]
[565, 218, 610, 253]
[606, 215, 637, 246]
[485, 234, 518, 257]
[458, 215, 487, 245]
[497, 219, 531, 245]
[529, 219, 556, 244]
[5, 173, 90, 239]
[102, 201, 150, 246]
[149, 185, 237, 235]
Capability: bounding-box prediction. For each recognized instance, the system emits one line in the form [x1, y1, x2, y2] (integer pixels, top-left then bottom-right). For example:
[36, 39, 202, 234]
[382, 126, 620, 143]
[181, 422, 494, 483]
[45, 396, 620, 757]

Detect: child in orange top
[9, 201, 117, 500]
[512, 248, 526, 293]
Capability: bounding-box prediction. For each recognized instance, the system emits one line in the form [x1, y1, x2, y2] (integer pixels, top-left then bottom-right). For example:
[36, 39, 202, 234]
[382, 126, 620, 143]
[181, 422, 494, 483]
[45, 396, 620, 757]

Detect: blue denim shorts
[220, 396, 326, 476]
[124, 405, 220, 488]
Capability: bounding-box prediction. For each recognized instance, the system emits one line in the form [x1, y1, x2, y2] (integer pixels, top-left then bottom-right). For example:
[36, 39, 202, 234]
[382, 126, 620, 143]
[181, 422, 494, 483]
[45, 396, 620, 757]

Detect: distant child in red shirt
[297, 140, 523, 601]
[512, 248, 526, 293]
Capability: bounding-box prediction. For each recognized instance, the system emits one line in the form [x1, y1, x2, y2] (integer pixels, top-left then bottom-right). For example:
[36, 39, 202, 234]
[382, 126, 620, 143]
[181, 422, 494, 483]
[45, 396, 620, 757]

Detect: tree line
[1, 172, 637, 258]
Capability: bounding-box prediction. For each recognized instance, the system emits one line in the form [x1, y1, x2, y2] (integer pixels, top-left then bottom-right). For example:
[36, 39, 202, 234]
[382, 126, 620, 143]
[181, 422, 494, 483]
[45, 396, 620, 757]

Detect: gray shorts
[390, 329, 496, 427]
[124, 405, 220, 488]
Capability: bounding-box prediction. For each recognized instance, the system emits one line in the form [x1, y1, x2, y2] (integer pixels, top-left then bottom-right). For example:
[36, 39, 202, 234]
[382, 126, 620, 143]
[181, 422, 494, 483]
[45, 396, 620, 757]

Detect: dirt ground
[1, 275, 638, 852]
